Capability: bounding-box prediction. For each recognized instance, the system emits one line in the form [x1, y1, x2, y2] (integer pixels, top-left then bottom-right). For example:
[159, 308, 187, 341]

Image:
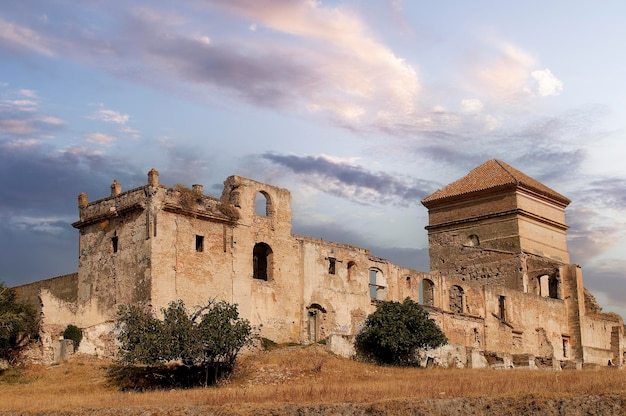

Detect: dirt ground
[1, 345, 625, 415]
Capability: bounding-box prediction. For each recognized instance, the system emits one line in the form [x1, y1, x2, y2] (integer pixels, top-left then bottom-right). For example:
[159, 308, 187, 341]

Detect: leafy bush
[62, 325, 83, 352]
[355, 298, 447, 366]
[115, 299, 255, 386]
[0, 282, 39, 365]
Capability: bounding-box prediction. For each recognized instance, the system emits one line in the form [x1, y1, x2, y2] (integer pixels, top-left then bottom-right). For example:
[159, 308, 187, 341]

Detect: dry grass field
[1, 345, 625, 415]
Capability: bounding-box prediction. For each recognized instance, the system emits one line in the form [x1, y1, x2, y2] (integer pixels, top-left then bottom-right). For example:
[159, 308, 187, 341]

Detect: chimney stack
[78, 192, 88, 208]
[148, 168, 159, 186]
[111, 179, 122, 196]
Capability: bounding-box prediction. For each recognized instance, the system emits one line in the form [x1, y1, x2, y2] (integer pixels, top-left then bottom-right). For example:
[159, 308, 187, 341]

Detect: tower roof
[421, 159, 570, 207]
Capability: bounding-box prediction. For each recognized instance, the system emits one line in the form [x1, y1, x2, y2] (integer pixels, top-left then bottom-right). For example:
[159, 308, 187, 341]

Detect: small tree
[355, 298, 447, 366]
[0, 282, 39, 364]
[115, 299, 255, 386]
[115, 305, 170, 365]
[62, 324, 83, 352]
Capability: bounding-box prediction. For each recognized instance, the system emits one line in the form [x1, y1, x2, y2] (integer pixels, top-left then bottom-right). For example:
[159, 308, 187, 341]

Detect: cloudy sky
[2, 1, 626, 317]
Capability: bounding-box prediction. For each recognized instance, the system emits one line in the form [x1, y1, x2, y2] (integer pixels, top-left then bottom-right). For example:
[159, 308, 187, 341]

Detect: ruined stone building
[16, 160, 625, 368]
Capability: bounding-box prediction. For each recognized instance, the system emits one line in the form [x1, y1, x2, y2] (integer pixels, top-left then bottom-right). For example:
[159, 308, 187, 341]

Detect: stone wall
[13, 167, 626, 368]
[15, 272, 78, 314]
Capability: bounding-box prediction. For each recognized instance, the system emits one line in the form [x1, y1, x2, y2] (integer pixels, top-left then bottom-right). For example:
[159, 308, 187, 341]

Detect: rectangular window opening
[328, 257, 336, 274]
[498, 295, 506, 321]
[196, 235, 204, 252]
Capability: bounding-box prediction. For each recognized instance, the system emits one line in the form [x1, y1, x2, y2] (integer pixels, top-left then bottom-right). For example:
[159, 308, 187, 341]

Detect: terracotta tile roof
[421, 159, 570, 206]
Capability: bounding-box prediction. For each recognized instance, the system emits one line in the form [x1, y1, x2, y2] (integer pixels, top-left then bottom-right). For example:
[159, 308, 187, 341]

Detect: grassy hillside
[1, 345, 625, 415]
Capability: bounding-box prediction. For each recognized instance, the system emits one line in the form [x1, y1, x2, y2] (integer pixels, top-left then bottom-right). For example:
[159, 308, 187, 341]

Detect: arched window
[254, 191, 272, 216]
[420, 279, 434, 306]
[369, 268, 386, 301]
[253, 242, 273, 280]
[449, 285, 465, 314]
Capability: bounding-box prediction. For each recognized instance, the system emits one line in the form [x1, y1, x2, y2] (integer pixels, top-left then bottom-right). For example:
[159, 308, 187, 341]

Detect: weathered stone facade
[15, 160, 625, 368]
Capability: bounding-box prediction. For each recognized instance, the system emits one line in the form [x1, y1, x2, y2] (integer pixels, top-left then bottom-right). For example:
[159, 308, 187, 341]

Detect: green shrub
[355, 298, 447, 366]
[62, 325, 83, 352]
[115, 299, 256, 387]
[0, 282, 39, 365]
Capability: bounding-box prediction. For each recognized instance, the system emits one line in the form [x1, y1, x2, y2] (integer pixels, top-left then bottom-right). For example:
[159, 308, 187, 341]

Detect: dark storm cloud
[0, 142, 146, 285]
[262, 153, 439, 206]
[0, 3, 314, 110]
[0, 219, 76, 286]
[0, 143, 142, 214]
[147, 37, 317, 109]
[1, 1, 422, 133]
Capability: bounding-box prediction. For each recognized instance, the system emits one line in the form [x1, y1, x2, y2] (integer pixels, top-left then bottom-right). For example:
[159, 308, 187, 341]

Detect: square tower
[421, 160, 570, 287]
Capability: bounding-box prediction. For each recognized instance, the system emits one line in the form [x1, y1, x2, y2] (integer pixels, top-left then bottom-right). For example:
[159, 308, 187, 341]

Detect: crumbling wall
[580, 314, 623, 366]
[436, 312, 484, 348]
[428, 230, 524, 288]
[299, 237, 381, 342]
[480, 285, 569, 361]
[16, 167, 623, 369]
[150, 209, 235, 309]
[217, 176, 302, 343]
[416, 343, 467, 368]
[76, 208, 152, 313]
[15, 273, 78, 314]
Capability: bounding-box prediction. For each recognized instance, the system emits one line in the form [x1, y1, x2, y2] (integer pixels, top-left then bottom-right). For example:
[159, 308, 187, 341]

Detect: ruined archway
[254, 191, 272, 216]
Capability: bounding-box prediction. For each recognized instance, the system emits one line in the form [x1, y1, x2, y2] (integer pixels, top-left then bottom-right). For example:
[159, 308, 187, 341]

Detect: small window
[328, 257, 336, 274]
[111, 235, 118, 253]
[562, 336, 570, 358]
[196, 235, 204, 252]
[369, 269, 386, 301]
[549, 275, 559, 299]
[498, 295, 506, 321]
